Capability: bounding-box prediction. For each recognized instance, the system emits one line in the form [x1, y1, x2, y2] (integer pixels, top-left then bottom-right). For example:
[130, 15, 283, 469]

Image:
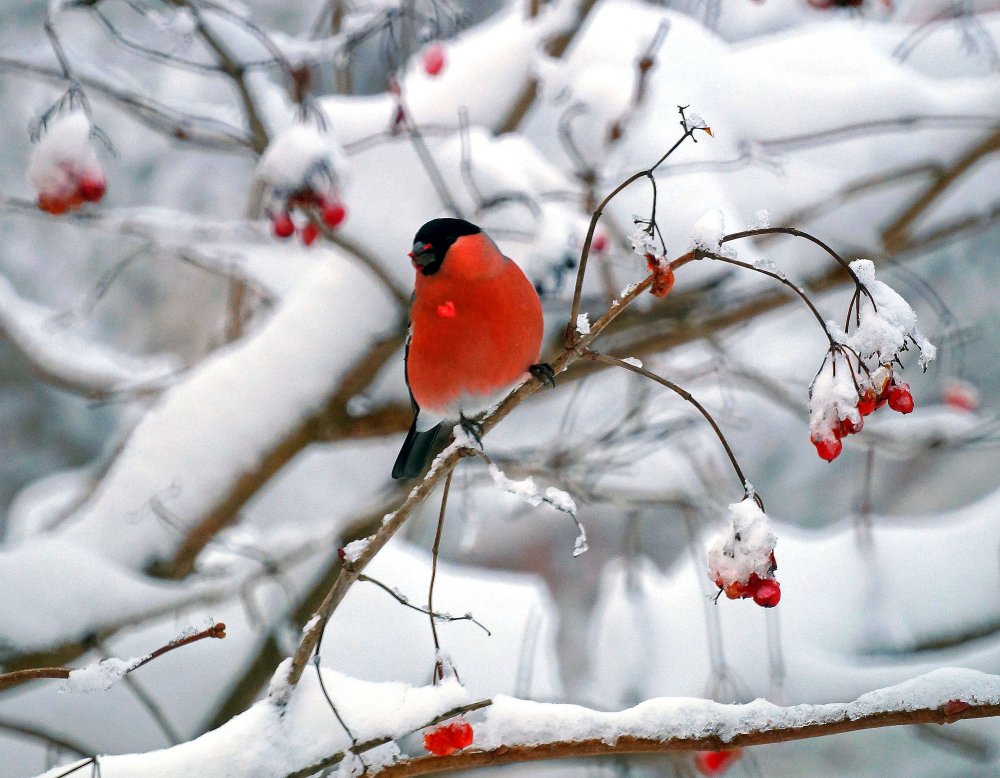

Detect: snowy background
[1, 0, 1000, 775]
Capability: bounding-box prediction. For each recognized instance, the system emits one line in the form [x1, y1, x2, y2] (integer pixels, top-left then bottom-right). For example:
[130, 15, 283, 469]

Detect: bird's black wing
[391, 324, 443, 480]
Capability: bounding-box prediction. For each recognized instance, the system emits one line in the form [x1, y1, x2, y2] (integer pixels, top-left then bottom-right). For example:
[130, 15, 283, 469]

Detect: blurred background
[1, 0, 1000, 776]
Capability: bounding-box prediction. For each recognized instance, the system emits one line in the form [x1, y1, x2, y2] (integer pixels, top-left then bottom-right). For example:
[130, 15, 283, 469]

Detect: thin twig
[0, 623, 226, 692]
[358, 573, 491, 636]
[429, 469, 454, 681]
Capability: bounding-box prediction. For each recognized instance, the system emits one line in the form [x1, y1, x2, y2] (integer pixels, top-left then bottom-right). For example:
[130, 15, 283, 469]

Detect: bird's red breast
[407, 232, 543, 415]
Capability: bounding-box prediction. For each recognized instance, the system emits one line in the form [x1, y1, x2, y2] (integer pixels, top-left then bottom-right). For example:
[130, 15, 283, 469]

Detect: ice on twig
[575, 313, 591, 335]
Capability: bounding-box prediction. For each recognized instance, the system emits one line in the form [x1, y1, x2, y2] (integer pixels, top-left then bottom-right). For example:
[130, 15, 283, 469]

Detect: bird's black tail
[392, 419, 443, 480]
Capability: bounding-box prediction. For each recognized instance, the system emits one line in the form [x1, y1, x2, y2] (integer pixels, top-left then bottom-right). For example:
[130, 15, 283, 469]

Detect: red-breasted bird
[392, 218, 549, 479]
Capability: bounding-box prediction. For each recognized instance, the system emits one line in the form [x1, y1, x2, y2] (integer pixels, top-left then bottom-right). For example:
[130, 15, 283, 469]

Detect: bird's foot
[530, 362, 556, 389]
[459, 414, 484, 448]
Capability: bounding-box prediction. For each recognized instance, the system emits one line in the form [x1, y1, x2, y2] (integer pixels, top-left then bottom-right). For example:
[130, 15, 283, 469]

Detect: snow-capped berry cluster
[27, 110, 106, 215]
[808, 259, 935, 461]
[423, 720, 473, 756]
[695, 748, 742, 776]
[256, 122, 348, 246]
[707, 497, 780, 608]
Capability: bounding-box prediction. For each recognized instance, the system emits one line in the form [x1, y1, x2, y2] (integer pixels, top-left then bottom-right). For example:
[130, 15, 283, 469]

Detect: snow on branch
[0, 272, 179, 397]
[37, 668, 1000, 777]
[0, 621, 225, 693]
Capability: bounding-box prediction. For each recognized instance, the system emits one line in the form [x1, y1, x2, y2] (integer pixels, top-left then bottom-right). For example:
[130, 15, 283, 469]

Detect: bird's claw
[459, 414, 484, 447]
[530, 362, 556, 389]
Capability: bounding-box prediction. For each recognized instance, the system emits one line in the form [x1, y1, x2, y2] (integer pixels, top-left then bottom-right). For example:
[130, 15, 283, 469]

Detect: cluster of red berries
[695, 748, 742, 776]
[811, 374, 914, 462]
[645, 253, 675, 298]
[714, 553, 780, 608]
[422, 44, 447, 76]
[423, 720, 473, 756]
[270, 190, 346, 246]
[37, 167, 106, 215]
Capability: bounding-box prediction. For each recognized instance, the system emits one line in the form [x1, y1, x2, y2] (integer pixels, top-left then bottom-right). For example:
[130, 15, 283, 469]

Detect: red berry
[592, 233, 608, 253]
[695, 749, 742, 776]
[37, 193, 66, 215]
[943, 699, 970, 715]
[753, 579, 781, 608]
[887, 382, 914, 414]
[723, 581, 745, 600]
[811, 435, 842, 462]
[423, 721, 473, 756]
[840, 416, 863, 436]
[78, 176, 106, 203]
[857, 396, 877, 416]
[943, 381, 978, 412]
[422, 44, 446, 77]
[744, 572, 762, 597]
[321, 200, 347, 229]
[272, 212, 295, 239]
[301, 221, 320, 246]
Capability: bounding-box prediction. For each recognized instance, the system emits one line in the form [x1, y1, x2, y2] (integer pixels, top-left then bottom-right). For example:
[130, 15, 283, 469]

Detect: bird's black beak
[410, 241, 435, 268]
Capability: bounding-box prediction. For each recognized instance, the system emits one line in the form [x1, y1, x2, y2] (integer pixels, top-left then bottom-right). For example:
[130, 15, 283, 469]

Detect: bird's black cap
[410, 218, 481, 276]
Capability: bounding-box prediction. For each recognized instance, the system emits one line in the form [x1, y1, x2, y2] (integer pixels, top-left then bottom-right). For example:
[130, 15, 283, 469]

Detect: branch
[882, 126, 1000, 253]
[0, 57, 255, 152]
[374, 687, 1000, 776]
[0, 622, 225, 692]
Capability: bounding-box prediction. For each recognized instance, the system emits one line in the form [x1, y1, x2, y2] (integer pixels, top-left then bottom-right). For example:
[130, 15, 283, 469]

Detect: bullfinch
[391, 218, 548, 479]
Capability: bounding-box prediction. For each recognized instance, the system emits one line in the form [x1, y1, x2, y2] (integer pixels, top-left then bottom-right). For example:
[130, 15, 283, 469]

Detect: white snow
[691, 209, 725, 252]
[257, 120, 348, 193]
[62, 657, 137, 694]
[0, 273, 180, 395]
[808, 354, 864, 443]
[706, 498, 777, 587]
[847, 259, 937, 371]
[575, 312, 590, 335]
[26, 110, 102, 196]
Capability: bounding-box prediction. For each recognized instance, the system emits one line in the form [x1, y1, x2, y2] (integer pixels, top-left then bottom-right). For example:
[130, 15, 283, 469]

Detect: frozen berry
[272, 212, 295, 239]
[887, 382, 914, 414]
[811, 435, 842, 462]
[695, 748, 742, 775]
[78, 176, 106, 202]
[423, 44, 446, 77]
[423, 720, 473, 756]
[592, 233, 608, 253]
[723, 581, 745, 600]
[321, 200, 347, 229]
[753, 579, 781, 608]
[301, 221, 320, 246]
